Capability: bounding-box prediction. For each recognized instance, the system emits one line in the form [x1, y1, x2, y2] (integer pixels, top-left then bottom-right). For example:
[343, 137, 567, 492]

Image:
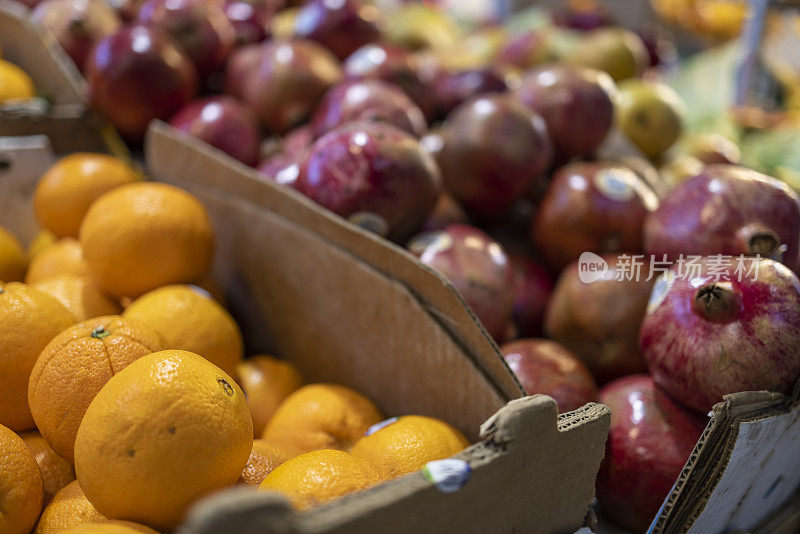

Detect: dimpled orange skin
[123, 285, 243, 378]
[29, 316, 166, 463]
[0, 282, 74, 431]
[239, 439, 293, 487]
[237, 355, 304, 436]
[25, 238, 89, 284]
[20, 431, 76, 504]
[350, 415, 470, 479]
[79, 182, 214, 298]
[60, 520, 159, 534]
[261, 384, 383, 457]
[34, 154, 142, 239]
[74, 350, 253, 530]
[31, 274, 123, 322]
[0, 225, 28, 282]
[0, 424, 44, 534]
[258, 449, 382, 510]
[35, 480, 106, 534]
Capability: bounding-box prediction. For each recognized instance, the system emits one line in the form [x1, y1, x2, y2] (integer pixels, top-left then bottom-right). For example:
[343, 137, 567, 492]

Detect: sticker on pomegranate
[594, 168, 637, 202]
[422, 459, 471, 493]
[647, 271, 676, 314]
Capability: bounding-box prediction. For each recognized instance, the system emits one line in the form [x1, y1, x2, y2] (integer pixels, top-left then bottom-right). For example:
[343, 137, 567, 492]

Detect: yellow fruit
[239, 439, 292, 487]
[20, 431, 76, 504]
[237, 355, 304, 435]
[29, 229, 58, 259]
[0, 282, 74, 431]
[0, 225, 28, 283]
[261, 384, 383, 457]
[0, 58, 35, 103]
[617, 79, 686, 160]
[0, 424, 44, 534]
[60, 521, 159, 534]
[79, 182, 214, 298]
[74, 350, 253, 530]
[29, 316, 165, 463]
[35, 480, 106, 534]
[350, 415, 469, 479]
[34, 153, 141, 239]
[123, 284, 243, 377]
[25, 238, 89, 284]
[259, 449, 381, 510]
[32, 274, 122, 322]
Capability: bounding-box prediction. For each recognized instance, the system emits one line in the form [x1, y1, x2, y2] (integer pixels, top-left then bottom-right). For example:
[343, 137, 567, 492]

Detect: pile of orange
[0, 152, 470, 532]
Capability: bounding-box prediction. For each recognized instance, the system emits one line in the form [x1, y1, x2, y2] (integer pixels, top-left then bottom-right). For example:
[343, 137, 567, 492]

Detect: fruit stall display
[0, 0, 799, 533]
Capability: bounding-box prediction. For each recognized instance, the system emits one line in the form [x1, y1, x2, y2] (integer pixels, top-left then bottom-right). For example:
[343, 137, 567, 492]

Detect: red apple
[31, 0, 122, 71]
[224, 0, 281, 46]
[597, 375, 707, 534]
[545, 255, 654, 383]
[138, 0, 236, 79]
[433, 66, 512, 118]
[407, 224, 514, 341]
[311, 79, 427, 139]
[241, 39, 343, 134]
[501, 338, 597, 412]
[293, 0, 381, 60]
[295, 121, 440, 241]
[510, 254, 553, 338]
[170, 95, 261, 166]
[533, 161, 659, 271]
[421, 192, 469, 232]
[644, 165, 800, 273]
[86, 25, 198, 143]
[438, 94, 552, 220]
[514, 65, 616, 162]
[641, 256, 800, 413]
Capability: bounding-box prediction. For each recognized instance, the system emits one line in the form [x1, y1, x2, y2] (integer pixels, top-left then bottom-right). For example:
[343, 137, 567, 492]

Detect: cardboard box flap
[145, 122, 525, 406]
[180, 397, 611, 534]
[0, 135, 54, 244]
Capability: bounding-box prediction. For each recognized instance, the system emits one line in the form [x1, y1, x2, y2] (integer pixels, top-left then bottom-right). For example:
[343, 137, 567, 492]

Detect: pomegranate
[224, 43, 263, 99]
[433, 66, 511, 118]
[282, 124, 315, 161]
[223, 0, 281, 46]
[641, 256, 800, 413]
[408, 224, 514, 341]
[497, 31, 551, 71]
[421, 192, 469, 232]
[510, 254, 553, 338]
[500, 338, 598, 412]
[597, 375, 707, 534]
[644, 165, 800, 273]
[293, 0, 381, 60]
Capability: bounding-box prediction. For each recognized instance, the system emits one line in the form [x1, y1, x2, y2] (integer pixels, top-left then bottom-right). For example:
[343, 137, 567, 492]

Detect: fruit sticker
[647, 270, 676, 314]
[594, 167, 637, 202]
[365, 417, 399, 437]
[422, 458, 471, 494]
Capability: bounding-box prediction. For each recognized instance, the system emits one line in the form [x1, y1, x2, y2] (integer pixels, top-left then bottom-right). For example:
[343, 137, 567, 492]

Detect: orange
[79, 182, 214, 298]
[29, 316, 165, 463]
[25, 238, 89, 284]
[21, 431, 76, 503]
[0, 58, 35, 103]
[60, 521, 159, 534]
[258, 449, 381, 510]
[34, 153, 142, 239]
[237, 355, 304, 435]
[350, 415, 469, 479]
[0, 225, 28, 282]
[74, 350, 253, 530]
[0, 282, 74, 431]
[240, 439, 292, 487]
[29, 229, 57, 259]
[32, 274, 122, 322]
[261, 384, 383, 457]
[123, 285, 243, 377]
[0, 424, 44, 534]
[35, 480, 106, 534]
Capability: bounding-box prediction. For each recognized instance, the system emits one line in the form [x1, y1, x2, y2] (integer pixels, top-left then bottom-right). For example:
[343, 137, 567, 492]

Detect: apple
[407, 224, 514, 341]
[169, 95, 261, 166]
[514, 65, 616, 162]
[434, 66, 512, 118]
[532, 161, 659, 271]
[224, 0, 282, 46]
[641, 256, 800, 413]
[293, 0, 381, 60]
[597, 375, 707, 534]
[137, 0, 236, 79]
[86, 25, 198, 143]
[241, 39, 343, 133]
[31, 0, 122, 71]
[295, 121, 440, 241]
[644, 165, 800, 273]
[545, 254, 654, 383]
[510, 254, 553, 338]
[311, 79, 427, 139]
[501, 338, 598, 412]
[437, 94, 553, 220]
[421, 192, 469, 232]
